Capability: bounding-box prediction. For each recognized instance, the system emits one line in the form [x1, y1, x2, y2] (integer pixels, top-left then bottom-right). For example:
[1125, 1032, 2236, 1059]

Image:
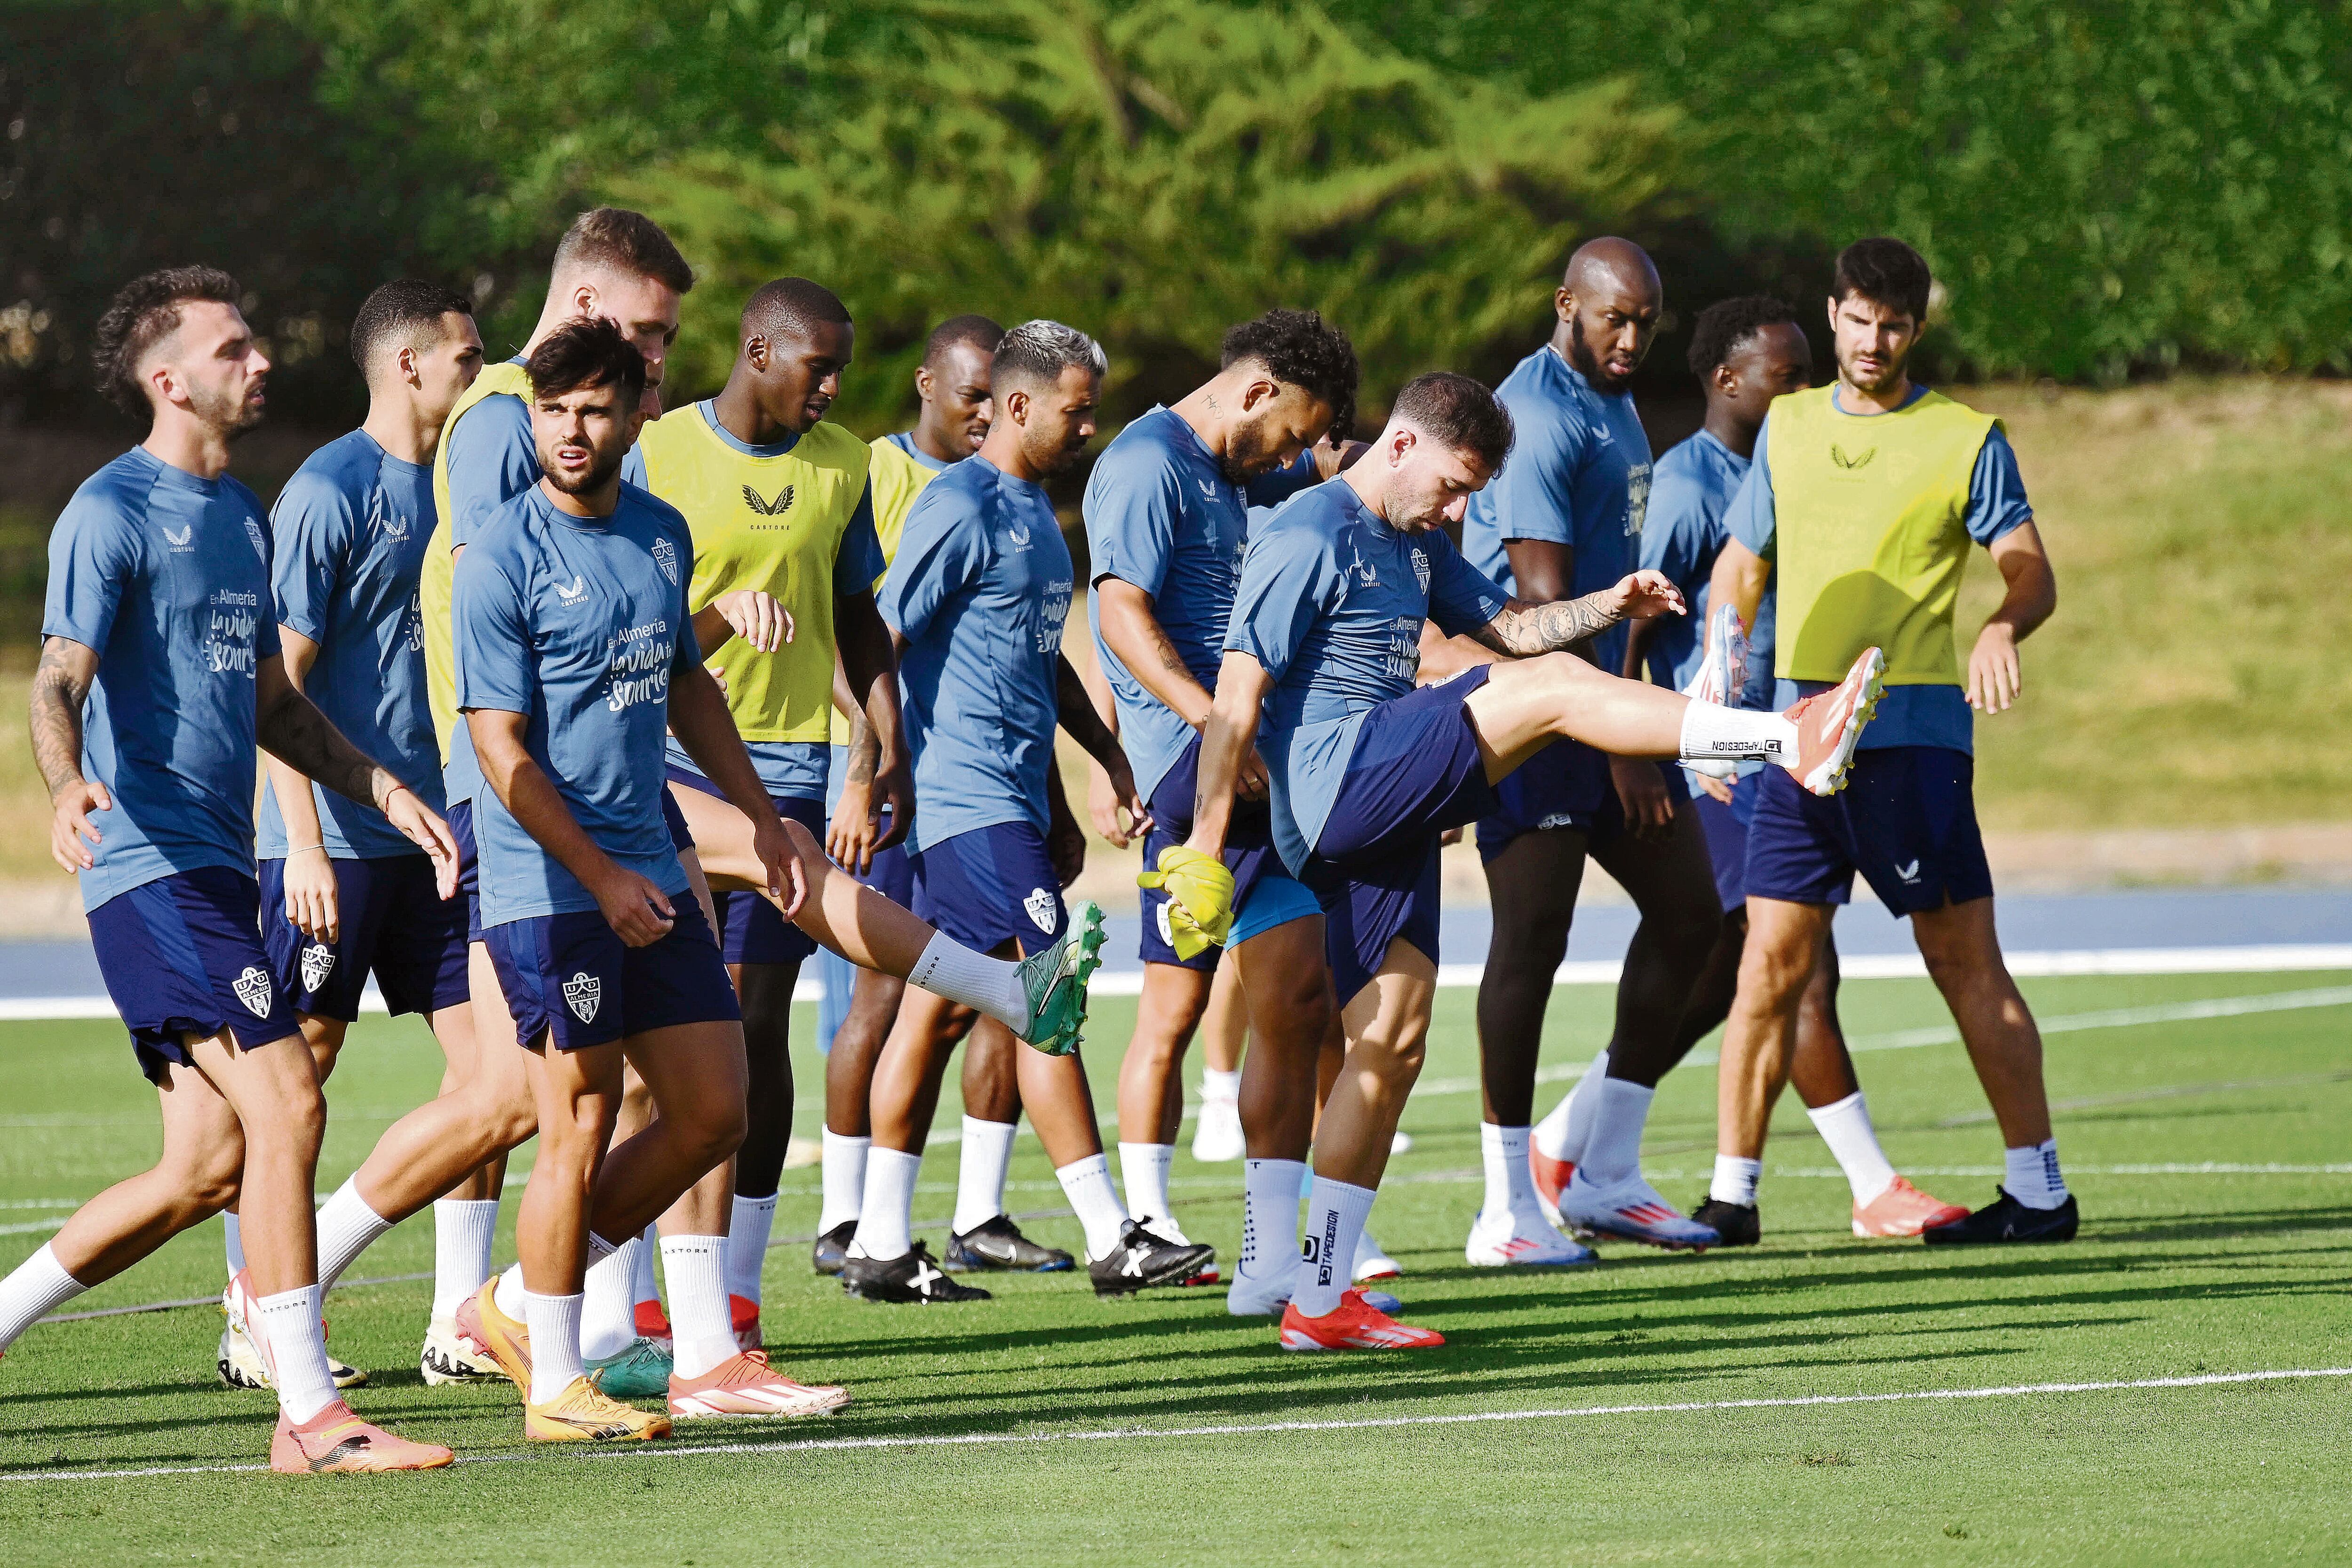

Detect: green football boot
[1016, 899, 1106, 1057]
[584, 1336, 674, 1399]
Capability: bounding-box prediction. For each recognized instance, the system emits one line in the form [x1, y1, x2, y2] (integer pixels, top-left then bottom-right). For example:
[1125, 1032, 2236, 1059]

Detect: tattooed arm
[1467, 570, 1686, 660]
[31, 635, 104, 872]
[256, 654, 460, 892]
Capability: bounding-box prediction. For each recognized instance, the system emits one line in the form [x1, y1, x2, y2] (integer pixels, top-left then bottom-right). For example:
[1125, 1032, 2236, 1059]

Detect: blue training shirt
[43, 447, 282, 910]
[660, 402, 884, 802]
[880, 455, 1075, 854]
[1224, 477, 1508, 874]
[439, 362, 647, 805]
[1083, 406, 1251, 804]
[453, 483, 699, 927]
[257, 430, 445, 860]
[1724, 384, 2033, 752]
[1640, 429, 1772, 798]
[1460, 345, 1652, 675]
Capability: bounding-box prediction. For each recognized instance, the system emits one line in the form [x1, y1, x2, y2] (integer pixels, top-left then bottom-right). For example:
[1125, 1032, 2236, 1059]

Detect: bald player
[1457, 238, 1726, 1257]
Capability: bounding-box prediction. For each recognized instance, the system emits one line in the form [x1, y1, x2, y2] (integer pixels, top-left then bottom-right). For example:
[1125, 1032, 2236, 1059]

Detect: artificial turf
[2, 967, 2348, 1565]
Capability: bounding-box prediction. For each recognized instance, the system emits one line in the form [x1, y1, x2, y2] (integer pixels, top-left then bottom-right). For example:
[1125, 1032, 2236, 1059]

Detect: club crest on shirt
[564, 971, 602, 1023]
[1024, 887, 1057, 934]
[243, 517, 269, 562]
[300, 942, 335, 995]
[742, 483, 795, 517]
[1154, 899, 1174, 946]
[1411, 547, 1430, 592]
[653, 537, 679, 586]
[1625, 463, 1652, 537]
[231, 966, 273, 1018]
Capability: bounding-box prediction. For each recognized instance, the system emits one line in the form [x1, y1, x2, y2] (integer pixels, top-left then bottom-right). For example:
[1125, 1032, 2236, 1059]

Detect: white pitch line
[7, 1366, 2347, 1484]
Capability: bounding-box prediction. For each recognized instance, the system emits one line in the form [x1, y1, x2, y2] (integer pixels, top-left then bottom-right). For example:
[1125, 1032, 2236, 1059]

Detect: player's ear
[1555, 284, 1574, 323]
[743, 333, 769, 373]
[914, 363, 935, 404]
[572, 281, 601, 322]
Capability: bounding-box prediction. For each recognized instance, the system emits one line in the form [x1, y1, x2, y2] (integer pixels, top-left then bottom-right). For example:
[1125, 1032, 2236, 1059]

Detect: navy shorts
[87, 866, 304, 1082]
[1300, 668, 1495, 1007]
[449, 799, 485, 943]
[913, 822, 1066, 956]
[1692, 771, 1762, 915]
[668, 768, 824, 966]
[484, 898, 739, 1051]
[1474, 736, 1615, 861]
[259, 854, 470, 1022]
[1139, 732, 1295, 970]
[1745, 745, 1994, 916]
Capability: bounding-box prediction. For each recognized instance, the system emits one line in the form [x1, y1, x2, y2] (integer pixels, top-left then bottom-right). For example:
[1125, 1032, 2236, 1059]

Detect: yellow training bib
[423, 358, 534, 764]
[636, 405, 872, 744]
[1766, 384, 1997, 687]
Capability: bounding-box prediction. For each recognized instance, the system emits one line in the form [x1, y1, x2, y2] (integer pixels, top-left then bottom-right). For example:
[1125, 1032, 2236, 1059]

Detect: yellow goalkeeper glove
[1137, 845, 1235, 960]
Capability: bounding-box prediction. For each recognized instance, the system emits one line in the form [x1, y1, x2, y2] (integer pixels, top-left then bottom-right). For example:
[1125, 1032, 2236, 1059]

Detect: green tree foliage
[0, 0, 461, 426]
[609, 0, 1680, 430]
[1326, 0, 2352, 380]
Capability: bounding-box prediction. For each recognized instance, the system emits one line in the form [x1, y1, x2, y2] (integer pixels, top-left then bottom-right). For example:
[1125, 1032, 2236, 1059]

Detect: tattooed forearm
[846, 709, 878, 786]
[259, 685, 389, 809]
[28, 638, 95, 798]
[1472, 590, 1625, 658]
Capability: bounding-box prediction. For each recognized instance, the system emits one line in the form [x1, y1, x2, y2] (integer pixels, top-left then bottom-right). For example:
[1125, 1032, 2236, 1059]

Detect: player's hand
[1086, 760, 1133, 848]
[1691, 768, 1736, 806]
[871, 752, 913, 852]
[279, 846, 342, 942]
[752, 811, 809, 922]
[1104, 755, 1153, 842]
[827, 776, 877, 878]
[1968, 622, 2023, 713]
[714, 589, 794, 654]
[1611, 755, 1675, 840]
[1236, 745, 1271, 803]
[1604, 569, 1686, 622]
[593, 866, 677, 948]
[48, 778, 110, 873]
[1138, 845, 1234, 958]
[381, 785, 461, 901]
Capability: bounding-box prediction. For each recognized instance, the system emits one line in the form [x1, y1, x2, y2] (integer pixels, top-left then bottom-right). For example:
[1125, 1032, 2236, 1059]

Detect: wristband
[286, 843, 327, 856]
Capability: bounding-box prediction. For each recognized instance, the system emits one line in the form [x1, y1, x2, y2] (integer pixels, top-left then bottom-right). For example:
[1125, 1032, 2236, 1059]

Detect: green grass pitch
[2, 968, 2348, 1565]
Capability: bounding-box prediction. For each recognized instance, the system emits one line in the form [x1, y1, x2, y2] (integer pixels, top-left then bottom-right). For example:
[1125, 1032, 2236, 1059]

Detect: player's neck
[712, 374, 800, 448]
[1340, 459, 1391, 523]
[1835, 368, 1913, 417]
[361, 395, 438, 467]
[140, 409, 233, 483]
[1701, 402, 1763, 461]
[538, 473, 620, 520]
[978, 425, 1043, 483]
[1169, 380, 1236, 463]
[909, 418, 964, 466]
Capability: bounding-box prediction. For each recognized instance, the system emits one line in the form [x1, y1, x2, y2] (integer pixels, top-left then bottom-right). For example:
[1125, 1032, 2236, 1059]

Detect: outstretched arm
[1183, 653, 1272, 860]
[257, 654, 457, 891]
[1468, 570, 1685, 660]
[1970, 521, 2057, 714]
[31, 635, 104, 873]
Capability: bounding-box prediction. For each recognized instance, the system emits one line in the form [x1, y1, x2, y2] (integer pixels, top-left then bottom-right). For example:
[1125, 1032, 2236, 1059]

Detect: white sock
[1678, 701, 1798, 767]
[1239, 1158, 1306, 1280]
[254, 1284, 337, 1425]
[953, 1117, 1018, 1235]
[727, 1193, 778, 1307]
[0, 1243, 86, 1351]
[660, 1235, 735, 1379]
[1477, 1123, 1536, 1225]
[222, 1212, 246, 1279]
[1119, 1141, 1176, 1226]
[906, 932, 1028, 1034]
[314, 1178, 393, 1293]
[850, 1147, 922, 1261]
[1200, 1067, 1241, 1105]
[431, 1199, 501, 1322]
[1578, 1077, 1656, 1187]
[580, 1232, 637, 1362]
[1054, 1153, 1128, 1261]
[1710, 1154, 1762, 1206]
[1534, 1047, 1610, 1163]
[633, 1224, 661, 1315]
[1294, 1175, 1376, 1317]
[2003, 1139, 2069, 1210]
[1807, 1091, 1898, 1206]
[818, 1130, 871, 1235]
[493, 1260, 525, 1320]
[523, 1290, 585, 1405]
